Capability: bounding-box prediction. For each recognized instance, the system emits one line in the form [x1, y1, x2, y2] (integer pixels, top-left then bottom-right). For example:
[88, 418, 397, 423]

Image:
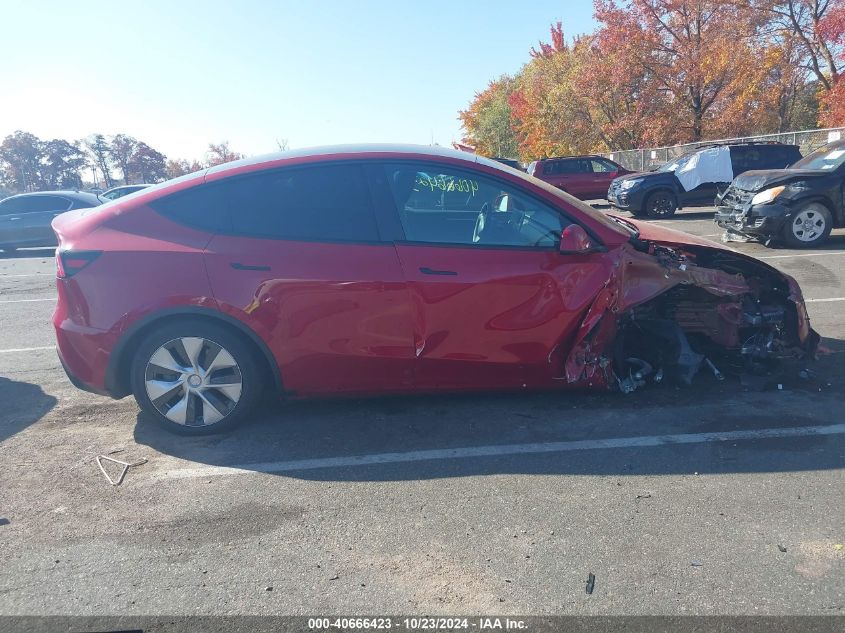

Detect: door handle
[419, 266, 457, 276]
[230, 262, 271, 271]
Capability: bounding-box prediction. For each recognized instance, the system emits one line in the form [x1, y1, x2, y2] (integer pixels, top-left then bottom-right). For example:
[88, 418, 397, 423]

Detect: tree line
[0, 131, 245, 196]
[459, 0, 845, 161]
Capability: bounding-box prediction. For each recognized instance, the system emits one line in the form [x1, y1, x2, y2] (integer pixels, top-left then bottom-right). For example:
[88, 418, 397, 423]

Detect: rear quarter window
[149, 184, 232, 232]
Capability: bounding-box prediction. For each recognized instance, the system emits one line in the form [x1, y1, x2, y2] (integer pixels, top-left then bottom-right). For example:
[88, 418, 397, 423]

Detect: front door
[375, 161, 611, 390]
[588, 158, 620, 199]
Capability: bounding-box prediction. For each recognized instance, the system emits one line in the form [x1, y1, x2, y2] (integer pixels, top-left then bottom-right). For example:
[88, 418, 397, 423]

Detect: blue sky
[0, 1, 597, 161]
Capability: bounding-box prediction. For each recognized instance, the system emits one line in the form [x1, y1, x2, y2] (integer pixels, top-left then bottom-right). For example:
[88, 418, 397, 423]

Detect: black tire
[643, 190, 678, 218]
[130, 319, 265, 435]
[781, 203, 832, 248]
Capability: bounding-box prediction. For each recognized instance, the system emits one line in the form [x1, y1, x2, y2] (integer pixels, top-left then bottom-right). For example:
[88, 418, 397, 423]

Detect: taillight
[56, 250, 101, 279]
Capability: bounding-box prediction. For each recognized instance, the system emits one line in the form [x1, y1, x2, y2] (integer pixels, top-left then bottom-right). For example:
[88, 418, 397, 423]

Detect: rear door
[202, 162, 416, 395]
[375, 160, 612, 390]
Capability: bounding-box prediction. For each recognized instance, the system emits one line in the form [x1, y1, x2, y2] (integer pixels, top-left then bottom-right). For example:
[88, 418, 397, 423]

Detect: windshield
[791, 142, 845, 170]
[657, 151, 697, 172]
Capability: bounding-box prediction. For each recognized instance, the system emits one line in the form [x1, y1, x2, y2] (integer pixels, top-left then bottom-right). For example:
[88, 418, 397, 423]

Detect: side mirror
[559, 224, 594, 253]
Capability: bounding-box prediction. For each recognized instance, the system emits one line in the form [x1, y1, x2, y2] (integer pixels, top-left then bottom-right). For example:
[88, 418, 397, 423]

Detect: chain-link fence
[603, 127, 845, 172]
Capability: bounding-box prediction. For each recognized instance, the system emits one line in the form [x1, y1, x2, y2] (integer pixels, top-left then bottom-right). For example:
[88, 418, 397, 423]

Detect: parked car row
[528, 139, 845, 248]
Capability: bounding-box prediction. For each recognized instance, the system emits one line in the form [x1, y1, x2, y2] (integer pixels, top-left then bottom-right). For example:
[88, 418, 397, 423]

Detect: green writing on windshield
[415, 174, 480, 196]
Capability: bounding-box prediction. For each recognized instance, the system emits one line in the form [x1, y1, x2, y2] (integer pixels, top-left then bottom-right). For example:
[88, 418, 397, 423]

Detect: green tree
[459, 75, 520, 158]
[41, 139, 87, 189]
[0, 131, 43, 192]
[110, 134, 139, 184]
[128, 143, 167, 183]
[85, 134, 113, 188]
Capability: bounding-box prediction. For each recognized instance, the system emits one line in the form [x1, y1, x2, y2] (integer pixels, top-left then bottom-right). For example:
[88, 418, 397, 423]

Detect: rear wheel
[130, 320, 265, 435]
[643, 190, 678, 218]
[782, 203, 832, 248]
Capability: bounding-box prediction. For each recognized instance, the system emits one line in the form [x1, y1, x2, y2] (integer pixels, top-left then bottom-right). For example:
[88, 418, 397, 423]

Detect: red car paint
[52, 145, 816, 401]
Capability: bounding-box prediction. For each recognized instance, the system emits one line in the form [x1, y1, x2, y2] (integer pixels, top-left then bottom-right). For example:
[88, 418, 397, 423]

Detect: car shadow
[134, 346, 845, 482]
[0, 248, 56, 260]
[0, 376, 57, 443]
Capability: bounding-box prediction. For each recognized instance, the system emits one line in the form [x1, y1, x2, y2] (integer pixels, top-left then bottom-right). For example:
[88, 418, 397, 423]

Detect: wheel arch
[642, 187, 679, 214]
[792, 195, 838, 224]
[105, 307, 282, 398]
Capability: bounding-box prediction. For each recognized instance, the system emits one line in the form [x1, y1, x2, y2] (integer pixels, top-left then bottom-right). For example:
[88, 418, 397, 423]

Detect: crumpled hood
[732, 168, 826, 192]
[619, 216, 722, 249]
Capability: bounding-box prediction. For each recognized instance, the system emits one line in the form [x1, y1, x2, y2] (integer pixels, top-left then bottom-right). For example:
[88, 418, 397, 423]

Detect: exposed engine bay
[564, 240, 819, 392]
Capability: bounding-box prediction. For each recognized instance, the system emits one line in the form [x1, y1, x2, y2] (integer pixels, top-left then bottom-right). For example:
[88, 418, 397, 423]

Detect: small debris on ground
[96, 454, 148, 486]
[585, 572, 595, 595]
[329, 575, 339, 581]
[0, 518, 9, 527]
[265, 586, 273, 591]
[691, 561, 704, 567]
[636, 493, 652, 499]
[778, 544, 787, 553]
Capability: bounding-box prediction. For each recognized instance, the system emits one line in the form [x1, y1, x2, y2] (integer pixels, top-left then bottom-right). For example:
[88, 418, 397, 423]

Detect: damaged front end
[564, 239, 819, 392]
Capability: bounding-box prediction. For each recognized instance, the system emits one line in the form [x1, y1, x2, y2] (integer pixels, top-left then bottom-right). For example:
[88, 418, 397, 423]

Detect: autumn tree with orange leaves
[460, 0, 845, 161]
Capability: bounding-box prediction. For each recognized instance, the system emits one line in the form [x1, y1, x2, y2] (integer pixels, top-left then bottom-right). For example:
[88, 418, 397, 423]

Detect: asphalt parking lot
[0, 206, 843, 616]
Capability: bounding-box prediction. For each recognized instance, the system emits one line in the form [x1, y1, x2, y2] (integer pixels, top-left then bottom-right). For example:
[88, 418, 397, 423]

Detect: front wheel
[130, 320, 265, 435]
[782, 203, 832, 248]
[643, 190, 678, 218]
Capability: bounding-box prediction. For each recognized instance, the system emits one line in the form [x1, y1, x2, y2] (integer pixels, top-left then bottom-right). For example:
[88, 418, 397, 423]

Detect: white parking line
[758, 251, 845, 260]
[154, 422, 845, 481]
[0, 298, 54, 304]
[0, 273, 52, 278]
[0, 346, 54, 354]
[806, 297, 845, 303]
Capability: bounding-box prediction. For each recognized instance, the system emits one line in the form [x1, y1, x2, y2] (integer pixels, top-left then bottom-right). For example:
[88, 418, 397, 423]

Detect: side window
[150, 184, 232, 232]
[19, 196, 70, 213]
[383, 162, 563, 248]
[224, 164, 379, 242]
[0, 198, 25, 215]
[731, 147, 761, 173]
[591, 159, 616, 173]
[545, 160, 580, 175]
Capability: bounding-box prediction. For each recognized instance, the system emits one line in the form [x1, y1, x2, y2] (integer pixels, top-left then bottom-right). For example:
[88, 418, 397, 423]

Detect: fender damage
[564, 234, 818, 391]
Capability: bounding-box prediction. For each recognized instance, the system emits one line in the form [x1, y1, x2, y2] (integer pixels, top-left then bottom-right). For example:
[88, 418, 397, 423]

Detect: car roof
[3, 190, 102, 204]
[205, 143, 501, 176]
[534, 155, 606, 162]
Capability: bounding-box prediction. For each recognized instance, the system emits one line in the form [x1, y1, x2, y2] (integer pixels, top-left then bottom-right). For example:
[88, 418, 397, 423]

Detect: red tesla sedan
[53, 145, 817, 434]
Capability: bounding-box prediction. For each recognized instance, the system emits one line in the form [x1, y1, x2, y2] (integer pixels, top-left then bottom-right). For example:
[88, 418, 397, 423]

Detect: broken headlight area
[565, 244, 818, 392]
[618, 287, 804, 389]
